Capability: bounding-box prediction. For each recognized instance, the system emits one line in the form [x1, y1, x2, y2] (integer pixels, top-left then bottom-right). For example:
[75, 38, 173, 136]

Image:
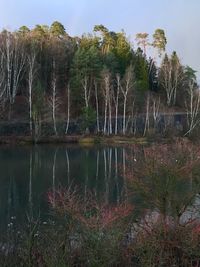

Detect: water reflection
[0, 145, 126, 234]
[0, 143, 200, 237]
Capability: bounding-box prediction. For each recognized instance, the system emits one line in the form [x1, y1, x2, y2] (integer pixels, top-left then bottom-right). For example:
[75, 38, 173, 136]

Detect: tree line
[0, 21, 199, 136]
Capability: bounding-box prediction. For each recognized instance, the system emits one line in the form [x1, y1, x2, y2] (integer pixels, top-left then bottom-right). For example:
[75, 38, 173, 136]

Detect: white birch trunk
[27, 51, 36, 135]
[94, 81, 100, 133]
[12, 35, 26, 104]
[82, 76, 90, 109]
[5, 32, 13, 102]
[65, 84, 70, 134]
[185, 82, 200, 136]
[121, 66, 134, 135]
[52, 76, 57, 136]
[114, 74, 120, 135]
[103, 72, 110, 135]
[143, 93, 150, 136]
[108, 92, 112, 135]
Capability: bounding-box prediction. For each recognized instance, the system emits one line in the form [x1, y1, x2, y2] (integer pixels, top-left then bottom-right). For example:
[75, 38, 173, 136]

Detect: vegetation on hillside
[0, 22, 199, 137]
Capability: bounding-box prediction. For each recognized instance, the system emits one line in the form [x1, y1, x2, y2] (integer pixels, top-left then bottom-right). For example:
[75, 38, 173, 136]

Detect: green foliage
[33, 82, 44, 112]
[103, 51, 119, 74]
[184, 65, 197, 82]
[70, 42, 102, 111]
[148, 59, 158, 92]
[159, 51, 184, 106]
[134, 48, 149, 92]
[81, 106, 96, 133]
[32, 24, 49, 40]
[184, 65, 198, 90]
[152, 28, 167, 56]
[18, 25, 30, 35]
[71, 45, 102, 82]
[0, 22, 196, 130]
[50, 21, 66, 37]
[135, 32, 149, 54]
[32, 82, 44, 142]
[94, 25, 132, 75]
[113, 31, 132, 75]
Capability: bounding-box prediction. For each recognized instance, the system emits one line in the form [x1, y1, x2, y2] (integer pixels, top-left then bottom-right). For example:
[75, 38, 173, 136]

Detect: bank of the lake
[0, 134, 183, 146]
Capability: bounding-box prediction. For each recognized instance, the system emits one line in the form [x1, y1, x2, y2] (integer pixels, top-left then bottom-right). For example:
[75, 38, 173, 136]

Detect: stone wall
[0, 113, 188, 136]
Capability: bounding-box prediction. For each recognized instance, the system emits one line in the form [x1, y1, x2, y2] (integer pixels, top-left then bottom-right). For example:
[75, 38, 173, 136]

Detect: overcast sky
[0, 0, 199, 77]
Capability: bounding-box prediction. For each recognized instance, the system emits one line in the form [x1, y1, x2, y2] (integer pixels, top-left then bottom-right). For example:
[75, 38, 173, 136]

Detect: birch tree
[152, 29, 167, 58]
[27, 46, 37, 135]
[102, 70, 111, 135]
[94, 81, 100, 133]
[152, 94, 161, 129]
[143, 92, 150, 136]
[48, 60, 61, 136]
[159, 52, 184, 106]
[136, 32, 149, 55]
[82, 75, 90, 109]
[113, 74, 120, 135]
[4, 31, 14, 102]
[185, 82, 200, 136]
[121, 65, 134, 135]
[0, 45, 6, 103]
[108, 83, 113, 135]
[149, 28, 167, 78]
[51, 63, 58, 136]
[11, 34, 26, 104]
[65, 84, 70, 135]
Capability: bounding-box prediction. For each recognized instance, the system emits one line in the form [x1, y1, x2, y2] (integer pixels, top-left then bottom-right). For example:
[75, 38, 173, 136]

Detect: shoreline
[0, 135, 190, 146]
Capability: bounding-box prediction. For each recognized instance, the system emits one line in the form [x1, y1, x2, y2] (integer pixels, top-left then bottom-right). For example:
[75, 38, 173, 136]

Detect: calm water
[0, 144, 128, 234]
[0, 143, 200, 237]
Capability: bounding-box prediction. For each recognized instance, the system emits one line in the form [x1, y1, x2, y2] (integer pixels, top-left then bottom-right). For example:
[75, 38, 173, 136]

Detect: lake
[0, 144, 129, 235]
[0, 142, 200, 238]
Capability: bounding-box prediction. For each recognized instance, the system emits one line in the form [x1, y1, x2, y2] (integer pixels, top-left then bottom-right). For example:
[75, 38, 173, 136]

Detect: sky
[0, 0, 199, 77]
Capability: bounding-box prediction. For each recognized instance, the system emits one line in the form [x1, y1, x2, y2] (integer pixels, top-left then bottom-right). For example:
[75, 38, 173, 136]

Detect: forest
[0, 21, 199, 138]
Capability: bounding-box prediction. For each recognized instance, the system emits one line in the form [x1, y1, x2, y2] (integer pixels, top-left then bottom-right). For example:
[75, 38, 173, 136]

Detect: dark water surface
[0, 143, 200, 238]
[0, 144, 128, 234]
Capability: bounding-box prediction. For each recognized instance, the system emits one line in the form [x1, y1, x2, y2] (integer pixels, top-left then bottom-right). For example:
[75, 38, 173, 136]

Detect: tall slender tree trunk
[27, 52, 36, 136]
[83, 76, 90, 109]
[103, 99, 108, 134]
[122, 95, 127, 135]
[82, 76, 90, 134]
[12, 37, 25, 104]
[143, 93, 150, 136]
[52, 61, 58, 136]
[108, 93, 112, 135]
[94, 81, 100, 133]
[65, 84, 70, 134]
[6, 34, 12, 103]
[29, 82, 32, 135]
[103, 71, 110, 135]
[115, 75, 120, 135]
[121, 65, 134, 135]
